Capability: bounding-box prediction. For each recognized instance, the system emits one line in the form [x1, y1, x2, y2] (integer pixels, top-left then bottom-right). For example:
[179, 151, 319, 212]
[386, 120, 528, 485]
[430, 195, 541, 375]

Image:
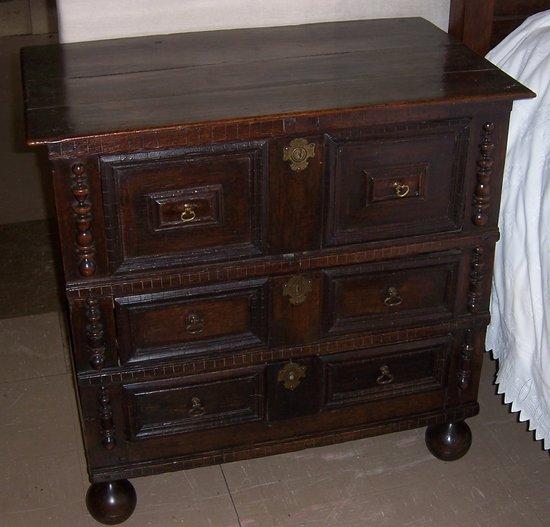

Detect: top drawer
[325, 119, 471, 246]
[100, 142, 267, 273]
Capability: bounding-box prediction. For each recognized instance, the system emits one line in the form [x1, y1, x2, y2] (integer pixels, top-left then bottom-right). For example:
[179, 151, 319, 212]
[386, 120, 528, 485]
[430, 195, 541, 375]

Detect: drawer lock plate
[283, 275, 312, 306]
[283, 138, 315, 172]
[277, 362, 307, 390]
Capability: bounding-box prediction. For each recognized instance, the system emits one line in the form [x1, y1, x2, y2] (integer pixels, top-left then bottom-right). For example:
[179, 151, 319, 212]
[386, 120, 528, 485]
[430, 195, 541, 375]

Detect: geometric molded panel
[124, 366, 265, 439]
[147, 184, 222, 232]
[115, 279, 268, 364]
[325, 119, 471, 246]
[321, 336, 451, 408]
[323, 251, 461, 337]
[100, 141, 267, 273]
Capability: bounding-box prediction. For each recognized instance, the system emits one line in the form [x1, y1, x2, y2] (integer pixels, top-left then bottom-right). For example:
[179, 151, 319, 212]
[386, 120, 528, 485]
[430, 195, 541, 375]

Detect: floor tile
[0, 311, 68, 382]
[0, 220, 63, 319]
[124, 495, 240, 527]
[0, 448, 86, 515]
[133, 466, 231, 507]
[0, 373, 80, 461]
[0, 1, 31, 37]
[226, 455, 543, 527]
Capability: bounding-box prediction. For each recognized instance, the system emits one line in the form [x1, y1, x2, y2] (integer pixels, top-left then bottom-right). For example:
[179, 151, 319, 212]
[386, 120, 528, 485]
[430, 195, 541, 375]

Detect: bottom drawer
[320, 337, 450, 409]
[124, 366, 265, 439]
[80, 330, 474, 474]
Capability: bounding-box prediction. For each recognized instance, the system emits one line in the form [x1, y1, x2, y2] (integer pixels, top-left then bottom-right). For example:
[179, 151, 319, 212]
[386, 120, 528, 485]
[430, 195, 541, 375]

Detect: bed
[451, 0, 550, 449]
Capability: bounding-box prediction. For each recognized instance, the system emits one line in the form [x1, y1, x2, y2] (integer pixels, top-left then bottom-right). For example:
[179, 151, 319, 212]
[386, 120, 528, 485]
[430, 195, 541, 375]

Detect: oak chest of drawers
[21, 17, 533, 524]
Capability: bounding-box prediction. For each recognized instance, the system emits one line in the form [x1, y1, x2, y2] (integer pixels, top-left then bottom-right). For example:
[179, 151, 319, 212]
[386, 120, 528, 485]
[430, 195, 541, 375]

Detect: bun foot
[425, 421, 472, 461]
[86, 480, 137, 525]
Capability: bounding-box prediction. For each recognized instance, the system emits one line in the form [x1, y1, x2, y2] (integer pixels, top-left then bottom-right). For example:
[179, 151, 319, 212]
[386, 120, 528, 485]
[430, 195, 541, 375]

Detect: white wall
[57, 0, 451, 43]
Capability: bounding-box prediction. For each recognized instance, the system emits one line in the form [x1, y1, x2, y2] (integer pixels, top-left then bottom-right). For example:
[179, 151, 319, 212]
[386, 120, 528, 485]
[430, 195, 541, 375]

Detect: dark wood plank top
[21, 17, 533, 145]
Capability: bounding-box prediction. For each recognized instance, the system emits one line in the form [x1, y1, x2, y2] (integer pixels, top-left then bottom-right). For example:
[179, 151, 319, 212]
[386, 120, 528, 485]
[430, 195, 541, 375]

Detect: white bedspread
[486, 11, 550, 449]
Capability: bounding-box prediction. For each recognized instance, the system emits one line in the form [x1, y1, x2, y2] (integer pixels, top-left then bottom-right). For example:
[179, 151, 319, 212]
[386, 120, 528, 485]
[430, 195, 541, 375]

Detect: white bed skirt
[486, 11, 550, 449]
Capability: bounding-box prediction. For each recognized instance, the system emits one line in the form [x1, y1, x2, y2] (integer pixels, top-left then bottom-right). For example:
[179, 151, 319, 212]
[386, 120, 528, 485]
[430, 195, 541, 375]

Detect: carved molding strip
[71, 162, 96, 276]
[98, 386, 116, 450]
[70, 231, 499, 301]
[467, 247, 485, 312]
[86, 297, 106, 370]
[457, 329, 474, 390]
[47, 111, 469, 159]
[90, 403, 479, 482]
[472, 122, 495, 226]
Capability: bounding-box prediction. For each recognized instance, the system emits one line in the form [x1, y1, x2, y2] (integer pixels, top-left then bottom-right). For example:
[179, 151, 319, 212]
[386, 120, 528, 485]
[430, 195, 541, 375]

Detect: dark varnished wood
[425, 421, 473, 461]
[450, 0, 550, 55]
[124, 366, 265, 439]
[268, 136, 324, 253]
[321, 337, 451, 409]
[100, 141, 267, 273]
[21, 16, 534, 524]
[86, 480, 136, 525]
[266, 358, 323, 420]
[325, 119, 470, 245]
[269, 272, 323, 346]
[114, 279, 268, 364]
[323, 252, 462, 336]
[21, 18, 532, 146]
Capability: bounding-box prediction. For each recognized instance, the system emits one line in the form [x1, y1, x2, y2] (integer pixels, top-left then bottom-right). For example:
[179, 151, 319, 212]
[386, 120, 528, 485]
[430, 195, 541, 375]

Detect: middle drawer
[323, 251, 460, 337]
[115, 279, 268, 364]
[106, 250, 464, 369]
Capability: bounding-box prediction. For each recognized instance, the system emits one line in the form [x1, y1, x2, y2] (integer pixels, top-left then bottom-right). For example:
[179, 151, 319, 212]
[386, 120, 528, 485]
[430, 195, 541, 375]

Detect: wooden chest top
[21, 17, 532, 146]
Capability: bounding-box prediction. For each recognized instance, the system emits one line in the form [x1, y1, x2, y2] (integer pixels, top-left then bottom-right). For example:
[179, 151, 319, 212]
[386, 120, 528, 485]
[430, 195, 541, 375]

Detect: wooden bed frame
[450, 0, 550, 55]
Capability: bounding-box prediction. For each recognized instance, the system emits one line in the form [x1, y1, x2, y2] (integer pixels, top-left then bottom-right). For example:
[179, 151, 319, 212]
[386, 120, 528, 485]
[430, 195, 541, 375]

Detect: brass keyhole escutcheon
[384, 286, 403, 307]
[180, 203, 197, 223]
[185, 313, 204, 334]
[393, 181, 410, 198]
[283, 138, 316, 172]
[188, 396, 206, 417]
[376, 365, 394, 385]
[283, 275, 312, 306]
[277, 362, 307, 390]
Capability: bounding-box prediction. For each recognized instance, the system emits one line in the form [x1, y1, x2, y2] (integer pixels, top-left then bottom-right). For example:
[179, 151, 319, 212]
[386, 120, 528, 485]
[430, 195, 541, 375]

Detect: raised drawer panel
[100, 141, 267, 273]
[323, 252, 460, 336]
[324, 119, 470, 246]
[321, 337, 450, 409]
[123, 366, 265, 439]
[115, 279, 268, 364]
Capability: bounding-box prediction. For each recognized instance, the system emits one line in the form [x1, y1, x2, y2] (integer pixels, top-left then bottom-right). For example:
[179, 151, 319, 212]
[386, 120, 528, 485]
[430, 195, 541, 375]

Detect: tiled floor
[0, 29, 548, 527]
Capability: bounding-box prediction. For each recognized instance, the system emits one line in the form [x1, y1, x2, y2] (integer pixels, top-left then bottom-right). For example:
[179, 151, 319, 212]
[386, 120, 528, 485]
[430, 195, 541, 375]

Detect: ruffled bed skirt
[485, 11, 550, 449]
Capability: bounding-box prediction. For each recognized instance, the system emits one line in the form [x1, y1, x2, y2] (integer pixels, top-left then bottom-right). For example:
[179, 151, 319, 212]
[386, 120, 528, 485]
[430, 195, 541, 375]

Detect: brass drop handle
[180, 203, 197, 223]
[188, 396, 206, 417]
[376, 365, 394, 385]
[384, 286, 403, 307]
[185, 313, 204, 334]
[393, 181, 410, 198]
